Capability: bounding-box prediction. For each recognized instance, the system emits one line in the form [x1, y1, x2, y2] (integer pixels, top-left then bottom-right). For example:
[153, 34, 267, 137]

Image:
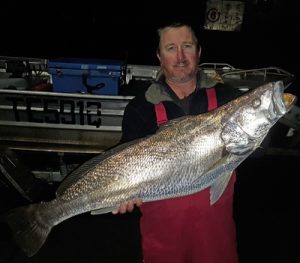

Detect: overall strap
[154, 102, 168, 127]
[155, 87, 217, 127]
[206, 87, 218, 111]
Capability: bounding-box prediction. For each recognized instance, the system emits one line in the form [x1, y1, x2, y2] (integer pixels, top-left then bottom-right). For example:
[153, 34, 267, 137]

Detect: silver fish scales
[5, 81, 297, 257]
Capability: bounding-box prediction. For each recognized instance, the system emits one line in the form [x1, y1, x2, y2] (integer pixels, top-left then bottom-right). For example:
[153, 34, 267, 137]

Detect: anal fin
[90, 206, 119, 215]
[210, 171, 233, 205]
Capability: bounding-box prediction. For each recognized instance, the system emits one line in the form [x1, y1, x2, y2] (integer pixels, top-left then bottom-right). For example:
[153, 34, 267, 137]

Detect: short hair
[156, 22, 200, 54]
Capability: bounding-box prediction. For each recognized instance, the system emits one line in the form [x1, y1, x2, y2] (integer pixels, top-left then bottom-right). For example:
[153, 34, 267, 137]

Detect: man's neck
[166, 78, 197, 99]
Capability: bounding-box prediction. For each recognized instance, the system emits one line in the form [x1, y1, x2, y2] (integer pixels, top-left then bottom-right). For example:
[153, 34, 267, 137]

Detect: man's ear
[198, 46, 202, 58]
[156, 52, 161, 62]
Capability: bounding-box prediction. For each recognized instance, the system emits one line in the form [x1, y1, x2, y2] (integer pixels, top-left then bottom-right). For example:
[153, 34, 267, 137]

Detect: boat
[0, 56, 298, 201]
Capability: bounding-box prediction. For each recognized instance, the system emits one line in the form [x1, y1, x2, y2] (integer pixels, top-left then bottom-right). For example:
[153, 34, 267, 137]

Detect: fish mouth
[283, 93, 297, 111]
[272, 82, 297, 117]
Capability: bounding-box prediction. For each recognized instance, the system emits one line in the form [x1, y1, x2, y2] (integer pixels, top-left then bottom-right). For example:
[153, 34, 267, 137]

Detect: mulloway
[5, 81, 296, 257]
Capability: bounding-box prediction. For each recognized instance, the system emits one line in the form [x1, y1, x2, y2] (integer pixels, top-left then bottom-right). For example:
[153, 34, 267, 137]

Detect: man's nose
[176, 47, 186, 61]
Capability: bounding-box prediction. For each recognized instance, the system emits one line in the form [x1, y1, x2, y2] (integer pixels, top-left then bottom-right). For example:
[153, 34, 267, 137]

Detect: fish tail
[5, 203, 52, 257]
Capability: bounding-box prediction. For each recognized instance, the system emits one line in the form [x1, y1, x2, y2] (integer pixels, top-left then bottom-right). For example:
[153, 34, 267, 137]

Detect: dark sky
[1, 0, 299, 78]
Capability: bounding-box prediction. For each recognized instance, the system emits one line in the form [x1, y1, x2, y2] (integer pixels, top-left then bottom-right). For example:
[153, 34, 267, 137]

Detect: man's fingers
[112, 199, 143, 214]
[135, 199, 143, 207]
[117, 203, 127, 214]
[125, 201, 135, 213]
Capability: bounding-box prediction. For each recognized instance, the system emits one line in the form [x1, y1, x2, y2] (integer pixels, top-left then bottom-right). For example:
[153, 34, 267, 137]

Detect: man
[114, 22, 242, 263]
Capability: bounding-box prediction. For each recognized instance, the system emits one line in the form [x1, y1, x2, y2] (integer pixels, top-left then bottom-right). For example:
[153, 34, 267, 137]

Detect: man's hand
[112, 199, 143, 214]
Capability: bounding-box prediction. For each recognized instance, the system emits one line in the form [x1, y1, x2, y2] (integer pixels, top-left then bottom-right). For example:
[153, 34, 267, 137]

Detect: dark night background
[1, 1, 300, 263]
[0, 1, 298, 68]
[1, 0, 299, 95]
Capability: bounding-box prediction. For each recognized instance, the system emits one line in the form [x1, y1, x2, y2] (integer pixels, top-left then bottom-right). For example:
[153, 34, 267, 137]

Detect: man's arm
[120, 100, 154, 143]
[114, 99, 154, 214]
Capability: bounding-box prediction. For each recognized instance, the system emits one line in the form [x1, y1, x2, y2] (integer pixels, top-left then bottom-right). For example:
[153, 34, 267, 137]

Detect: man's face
[157, 26, 201, 84]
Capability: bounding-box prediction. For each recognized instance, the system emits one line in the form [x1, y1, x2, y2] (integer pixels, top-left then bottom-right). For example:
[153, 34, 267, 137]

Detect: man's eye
[166, 46, 176, 51]
[183, 44, 193, 49]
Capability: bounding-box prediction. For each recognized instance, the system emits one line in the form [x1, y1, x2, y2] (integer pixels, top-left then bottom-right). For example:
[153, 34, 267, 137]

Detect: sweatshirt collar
[145, 69, 220, 104]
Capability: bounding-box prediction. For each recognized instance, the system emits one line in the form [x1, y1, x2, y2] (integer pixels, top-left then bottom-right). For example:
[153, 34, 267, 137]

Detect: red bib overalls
[140, 87, 238, 263]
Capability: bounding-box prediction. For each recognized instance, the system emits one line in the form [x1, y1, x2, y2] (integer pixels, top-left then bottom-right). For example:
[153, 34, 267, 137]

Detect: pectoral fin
[210, 171, 233, 205]
[221, 121, 254, 155]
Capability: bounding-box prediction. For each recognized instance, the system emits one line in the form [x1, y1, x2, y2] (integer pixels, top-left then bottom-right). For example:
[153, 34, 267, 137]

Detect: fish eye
[252, 98, 261, 108]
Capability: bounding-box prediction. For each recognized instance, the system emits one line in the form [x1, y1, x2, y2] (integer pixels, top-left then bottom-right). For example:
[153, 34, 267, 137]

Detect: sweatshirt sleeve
[120, 97, 157, 144]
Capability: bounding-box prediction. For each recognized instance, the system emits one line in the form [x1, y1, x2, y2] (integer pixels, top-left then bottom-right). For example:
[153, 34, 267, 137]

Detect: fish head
[221, 81, 297, 155]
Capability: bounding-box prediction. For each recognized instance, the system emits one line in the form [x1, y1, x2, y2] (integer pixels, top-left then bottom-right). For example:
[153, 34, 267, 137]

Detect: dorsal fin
[56, 138, 144, 196]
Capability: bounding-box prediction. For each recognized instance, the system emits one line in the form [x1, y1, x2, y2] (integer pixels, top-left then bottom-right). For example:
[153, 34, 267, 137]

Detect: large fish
[5, 81, 296, 257]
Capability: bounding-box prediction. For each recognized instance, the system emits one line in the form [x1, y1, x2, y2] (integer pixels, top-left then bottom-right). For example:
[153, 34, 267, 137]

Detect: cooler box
[48, 58, 124, 95]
